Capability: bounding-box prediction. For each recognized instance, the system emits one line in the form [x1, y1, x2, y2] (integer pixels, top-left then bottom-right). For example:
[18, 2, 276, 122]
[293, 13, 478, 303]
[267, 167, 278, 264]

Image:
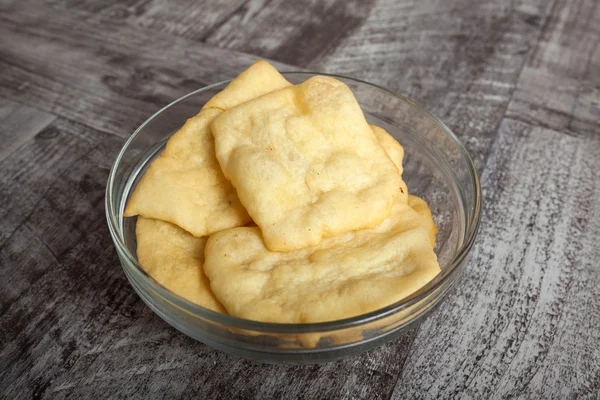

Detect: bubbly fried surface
[124, 108, 251, 236]
[212, 76, 401, 251]
[136, 217, 225, 312]
[371, 125, 408, 203]
[204, 198, 439, 323]
[124, 61, 292, 236]
[127, 61, 441, 331]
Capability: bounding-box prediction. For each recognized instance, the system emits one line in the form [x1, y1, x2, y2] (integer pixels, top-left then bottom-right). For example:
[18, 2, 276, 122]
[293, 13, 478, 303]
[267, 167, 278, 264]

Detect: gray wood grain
[203, 0, 376, 68]
[506, 0, 600, 136]
[393, 118, 600, 399]
[1, 0, 599, 398]
[0, 99, 55, 162]
[0, 1, 292, 139]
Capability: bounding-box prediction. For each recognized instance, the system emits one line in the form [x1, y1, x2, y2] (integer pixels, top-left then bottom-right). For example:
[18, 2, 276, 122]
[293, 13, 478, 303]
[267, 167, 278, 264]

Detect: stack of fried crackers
[125, 61, 440, 324]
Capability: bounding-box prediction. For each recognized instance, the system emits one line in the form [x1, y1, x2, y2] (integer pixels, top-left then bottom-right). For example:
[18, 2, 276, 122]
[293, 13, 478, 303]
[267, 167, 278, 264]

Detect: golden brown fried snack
[204, 198, 440, 324]
[371, 125, 404, 174]
[136, 217, 225, 312]
[371, 125, 409, 203]
[202, 60, 291, 111]
[408, 194, 438, 247]
[212, 76, 402, 251]
[124, 61, 292, 237]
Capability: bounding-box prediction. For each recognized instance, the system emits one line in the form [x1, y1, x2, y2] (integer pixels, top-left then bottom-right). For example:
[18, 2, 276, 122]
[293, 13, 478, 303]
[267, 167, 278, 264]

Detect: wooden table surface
[1, 0, 599, 398]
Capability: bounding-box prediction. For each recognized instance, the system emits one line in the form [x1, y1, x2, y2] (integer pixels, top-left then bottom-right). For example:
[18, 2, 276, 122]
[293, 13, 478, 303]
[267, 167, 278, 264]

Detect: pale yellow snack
[371, 125, 408, 203]
[408, 194, 438, 247]
[204, 198, 440, 324]
[124, 108, 251, 236]
[202, 60, 292, 111]
[305, 196, 437, 346]
[136, 217, 225, 312]
[371, 125, 404, 174]
[211, 76, 402, 251]
[124, 61, 293, 237]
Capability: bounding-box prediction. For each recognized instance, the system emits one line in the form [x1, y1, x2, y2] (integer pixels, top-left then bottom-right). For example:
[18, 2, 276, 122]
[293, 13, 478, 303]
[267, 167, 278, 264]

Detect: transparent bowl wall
[106, 73, 481, 364]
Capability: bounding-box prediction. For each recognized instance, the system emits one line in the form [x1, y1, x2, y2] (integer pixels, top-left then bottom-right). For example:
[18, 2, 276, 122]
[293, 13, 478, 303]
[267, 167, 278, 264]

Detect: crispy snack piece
[408, 194, 438, 247]
[371, 125, 404, 174]
[371, 125, 408, 203]
[202, 60, 292, 111]
[124, 108, 250, 236]
[212, 76, 402, 251]
[136, 217, 225, 312]
[124, 61, 293, 237]
[204, 198, 440, 323]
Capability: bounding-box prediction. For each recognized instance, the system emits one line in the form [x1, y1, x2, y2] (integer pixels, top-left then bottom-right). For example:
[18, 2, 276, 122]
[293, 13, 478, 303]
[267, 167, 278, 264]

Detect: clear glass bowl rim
[105, 71, 481, 335]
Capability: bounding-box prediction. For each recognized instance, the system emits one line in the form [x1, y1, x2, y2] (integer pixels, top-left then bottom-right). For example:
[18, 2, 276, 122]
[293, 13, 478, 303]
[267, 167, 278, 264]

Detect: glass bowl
[105, 72, 481, 364]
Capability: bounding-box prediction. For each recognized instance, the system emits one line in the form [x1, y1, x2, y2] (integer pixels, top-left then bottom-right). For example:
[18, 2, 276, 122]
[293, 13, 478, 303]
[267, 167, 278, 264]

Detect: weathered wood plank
[506, 0, 600, 136]
[0, 117, 123, 398]
[0, 117, 109, 307]
[0, 99, 55, 162]
[45, 0, 375, 69]
[45, 332, 418, 399]
[25, 0, 141, 14]
[203, 0, 375, 68]
[0, 3, 291, 139]
[0, 117, 98, 253]
[391, 118, 600, 399]
[123, 0, 246, 40]
[21, 0, 243, 39]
